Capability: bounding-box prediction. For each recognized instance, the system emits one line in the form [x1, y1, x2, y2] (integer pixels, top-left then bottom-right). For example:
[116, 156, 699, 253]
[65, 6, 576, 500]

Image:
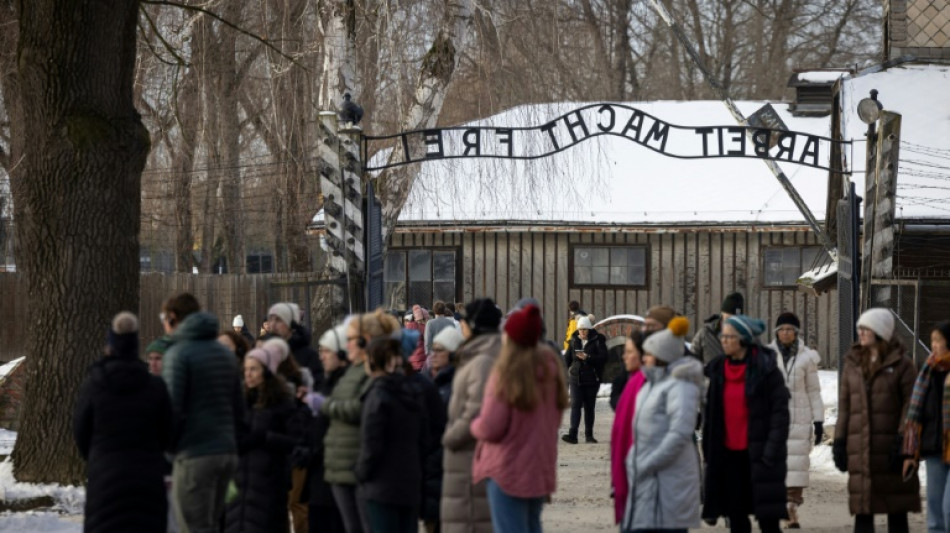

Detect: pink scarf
[610, 370, 646, 524]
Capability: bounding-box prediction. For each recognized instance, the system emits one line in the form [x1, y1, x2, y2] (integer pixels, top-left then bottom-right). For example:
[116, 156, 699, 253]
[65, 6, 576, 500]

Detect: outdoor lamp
[857, 89, 883, 124]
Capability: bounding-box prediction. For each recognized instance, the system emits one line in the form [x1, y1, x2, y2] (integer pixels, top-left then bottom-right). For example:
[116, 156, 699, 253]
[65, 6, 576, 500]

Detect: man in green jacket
[161, 293, 244, 533]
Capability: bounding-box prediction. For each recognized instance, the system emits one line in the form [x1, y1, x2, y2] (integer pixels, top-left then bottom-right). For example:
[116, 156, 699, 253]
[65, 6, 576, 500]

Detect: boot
[786, 502, 800, 529]
[585, 432, 598, 444]
[561, 430, 578, 444]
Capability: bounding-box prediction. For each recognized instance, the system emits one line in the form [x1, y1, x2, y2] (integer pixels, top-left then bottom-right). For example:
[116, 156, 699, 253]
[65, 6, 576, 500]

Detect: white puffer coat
[767, 338, 823, 488]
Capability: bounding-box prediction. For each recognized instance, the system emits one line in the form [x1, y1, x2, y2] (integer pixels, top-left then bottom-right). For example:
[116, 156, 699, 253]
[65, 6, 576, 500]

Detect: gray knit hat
[642, 316, 690, 364]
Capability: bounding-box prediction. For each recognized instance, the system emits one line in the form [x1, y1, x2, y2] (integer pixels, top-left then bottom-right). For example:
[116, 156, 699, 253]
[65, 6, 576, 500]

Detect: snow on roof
[0, 357, 23, 382]
[838, 63, 950, 220]
[793, 70, 848, 84]
[399, 100, 830, 226]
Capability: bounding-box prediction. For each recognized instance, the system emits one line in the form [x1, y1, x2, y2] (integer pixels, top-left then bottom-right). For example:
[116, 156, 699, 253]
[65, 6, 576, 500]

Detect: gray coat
[691, 315, 724, 363]
[440, 333, 500, 533]
[622, 357, 703, 531]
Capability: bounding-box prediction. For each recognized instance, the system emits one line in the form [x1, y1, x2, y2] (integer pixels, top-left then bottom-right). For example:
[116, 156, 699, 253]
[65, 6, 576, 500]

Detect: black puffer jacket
[564, 329, 608, 386]
[289, 323, 323, 391]
[74, 355, 173, 533]
[225, 389, 303, 533]
[308, 365, 347, 506]
[421, 366, 455, 522]
[702, 345, 790, 522]
[355, 373, 425, 507]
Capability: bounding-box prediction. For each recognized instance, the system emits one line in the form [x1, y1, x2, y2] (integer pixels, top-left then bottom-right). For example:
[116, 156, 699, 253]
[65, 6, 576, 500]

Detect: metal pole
[914, 276, 921, 366]
[648, 0, 836, 259]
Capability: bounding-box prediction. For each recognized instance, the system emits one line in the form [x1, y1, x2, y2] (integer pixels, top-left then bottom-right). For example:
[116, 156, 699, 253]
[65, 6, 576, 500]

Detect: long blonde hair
[493, 338, 568, 411]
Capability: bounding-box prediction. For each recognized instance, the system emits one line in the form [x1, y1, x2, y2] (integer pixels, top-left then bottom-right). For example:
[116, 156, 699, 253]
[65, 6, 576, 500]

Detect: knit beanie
[108, 311, 139, 358]
[267, 303, 295, 326]
[233, 315, 245, 328]
[645, 305, 676, 327]
[576, 315, 593, 330]
[934, 321, 950, 347]
[774, 312, 801, 331]
[145, 336, 172, 356]
[515, 297, 540, 310]
[318, 325, 347, 358]
[246, 347, 282, 374]
[261, 337, 291, 368]
[725, 314, 766, 344]
[464, 299, 503, 334]
[643, 316, 690, 364]
[433, 327, 465, 352]
[857, 308, 895, 342]
[504, 304, 543, 347]
[721, 292, 745, 315]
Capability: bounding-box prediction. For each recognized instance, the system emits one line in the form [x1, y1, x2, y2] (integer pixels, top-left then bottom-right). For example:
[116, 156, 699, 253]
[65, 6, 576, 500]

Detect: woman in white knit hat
[832, 308, 919, 533]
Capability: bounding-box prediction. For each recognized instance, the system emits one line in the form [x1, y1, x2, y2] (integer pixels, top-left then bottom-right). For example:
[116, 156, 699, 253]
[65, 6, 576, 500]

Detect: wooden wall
[391, 227, 840, 367]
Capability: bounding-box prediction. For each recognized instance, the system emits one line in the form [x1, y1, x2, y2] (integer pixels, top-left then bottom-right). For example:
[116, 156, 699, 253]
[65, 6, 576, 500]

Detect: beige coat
[838, 344, 920, 515]
[440, 333, 501, 533]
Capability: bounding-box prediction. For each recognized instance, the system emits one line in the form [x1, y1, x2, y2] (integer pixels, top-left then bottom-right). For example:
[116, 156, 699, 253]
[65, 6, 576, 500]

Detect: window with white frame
[571, 245, 648, 288]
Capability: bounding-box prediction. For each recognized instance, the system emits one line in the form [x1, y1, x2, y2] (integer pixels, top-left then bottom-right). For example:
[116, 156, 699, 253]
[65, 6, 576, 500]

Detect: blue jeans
[486, 478, 544, 533]
[926, 457, 950, 533]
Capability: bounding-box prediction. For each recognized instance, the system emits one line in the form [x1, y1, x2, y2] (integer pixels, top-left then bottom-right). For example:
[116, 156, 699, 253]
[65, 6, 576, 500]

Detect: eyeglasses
[719, 334, 740, 341]
[776, 327, 797, 334]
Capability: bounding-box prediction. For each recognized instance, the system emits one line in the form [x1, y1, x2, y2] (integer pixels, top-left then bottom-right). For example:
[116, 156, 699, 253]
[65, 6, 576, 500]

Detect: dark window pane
[140, 253, 152, 272]
[630, 247, 646, 266]
[409, 250, 431, 281]
[574, 266, 592, 284]
[433, 281, 456, 304]
[802, 247, 821, 270]
[261, 255, 274, 274]
[408, 282, 432, 309]
[385, 251, 406, 282]
[610, 248, 629, 267]
[592, 266, 609, 284]
[385, 281, 406, 310]
[575, 248, 592, 267]
[433, 252, 455, 281]
[247, 255, 261, 274]
[609, 266, 627, 285]
[591, 248, 609, 267]
[763, 249, 784, 286]
[630, 265, 646, 285]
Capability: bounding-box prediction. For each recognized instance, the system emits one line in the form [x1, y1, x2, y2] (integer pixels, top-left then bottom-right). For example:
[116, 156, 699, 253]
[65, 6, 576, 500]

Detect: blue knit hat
[725, 314, 765, 344]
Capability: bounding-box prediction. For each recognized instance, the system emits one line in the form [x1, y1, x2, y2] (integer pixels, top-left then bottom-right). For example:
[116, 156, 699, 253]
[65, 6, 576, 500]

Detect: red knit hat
[504, 304, 543, 346]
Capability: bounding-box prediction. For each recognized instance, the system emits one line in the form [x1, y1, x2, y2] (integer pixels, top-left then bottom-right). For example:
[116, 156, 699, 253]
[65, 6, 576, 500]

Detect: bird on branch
[339, 93, 363, 125]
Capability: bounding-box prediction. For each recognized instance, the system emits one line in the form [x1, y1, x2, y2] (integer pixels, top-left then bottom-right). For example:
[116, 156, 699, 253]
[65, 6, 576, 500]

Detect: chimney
[885, 0, 950, 60]
[786, 70, 848, 117]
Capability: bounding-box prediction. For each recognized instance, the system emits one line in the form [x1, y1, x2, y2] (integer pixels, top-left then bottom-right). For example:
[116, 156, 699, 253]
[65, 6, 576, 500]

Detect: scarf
[610, 370, 645, 524]
[903, 350, 950, 462]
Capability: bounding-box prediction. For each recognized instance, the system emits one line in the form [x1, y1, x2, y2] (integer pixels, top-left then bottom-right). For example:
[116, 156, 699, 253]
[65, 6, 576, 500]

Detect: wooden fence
[0, 272, 346, 363]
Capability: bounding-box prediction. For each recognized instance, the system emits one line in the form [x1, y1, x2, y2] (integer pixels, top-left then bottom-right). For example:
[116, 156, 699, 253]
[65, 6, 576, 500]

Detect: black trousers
[722, 449, 780, 533]
[569, 383, 598, 436]
[853, 513, 909, 533]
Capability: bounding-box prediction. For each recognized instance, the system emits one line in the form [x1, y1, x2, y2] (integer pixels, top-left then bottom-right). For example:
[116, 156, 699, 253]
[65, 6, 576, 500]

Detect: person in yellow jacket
[563, 301, 585, 350]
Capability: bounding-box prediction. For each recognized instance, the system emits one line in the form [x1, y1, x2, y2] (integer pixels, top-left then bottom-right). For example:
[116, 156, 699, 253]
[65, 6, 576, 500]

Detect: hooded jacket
[691, 314, 725, 363]
[289, 323, 323, 391]
[74, 354, 173, 533]
[355, 373, 425, 507]
[766, 338, 823, 488]
[162, 312, 244, 458]
[321, 360, 370, 485]
[622, 357, 703, 531]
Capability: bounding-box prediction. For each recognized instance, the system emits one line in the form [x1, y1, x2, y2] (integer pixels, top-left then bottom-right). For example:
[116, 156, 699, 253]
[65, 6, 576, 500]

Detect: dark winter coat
[309, 365, 347, 505]
[917, 367, 948, 457]
[225, 389, 302, 533]
[702, 345, 790, 522]
[355, 373, 425, 507]
[691, 314, 724, 363]
[162, 312, 244, 458]
[838, 344, 920, 515]
[564, 329, 608, 386]
[74, 354, 173, 533]
[322, 360, 370, 485]
[422, 365, 455, 522]
[289, 323, 323, 390]
[610, 371, 629, 411]
[239, 325, 256, 346]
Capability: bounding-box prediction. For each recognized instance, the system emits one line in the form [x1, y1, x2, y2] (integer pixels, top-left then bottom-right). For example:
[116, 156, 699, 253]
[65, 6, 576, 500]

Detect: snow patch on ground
[0, 512, 81, 533]
[819, 370, 838, 426]
[0, 459, 85, 515]
[0, 430, 14, 457]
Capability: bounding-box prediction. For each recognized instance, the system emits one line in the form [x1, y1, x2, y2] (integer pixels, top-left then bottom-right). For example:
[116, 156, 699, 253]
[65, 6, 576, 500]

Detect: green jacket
[322, 360, 370, 485]
[162, 312, 243, 458]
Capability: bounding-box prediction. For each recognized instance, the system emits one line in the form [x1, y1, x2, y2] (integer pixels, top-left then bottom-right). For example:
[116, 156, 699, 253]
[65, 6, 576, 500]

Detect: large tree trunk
[216, 1, 246, 274]
[10, 0, 149, 483]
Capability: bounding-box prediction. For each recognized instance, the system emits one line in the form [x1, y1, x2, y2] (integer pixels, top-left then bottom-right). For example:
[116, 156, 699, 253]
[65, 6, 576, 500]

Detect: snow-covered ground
[0, 512, 81, 533]
[0, 455, 84, 532]
[0, 430, 15, 457]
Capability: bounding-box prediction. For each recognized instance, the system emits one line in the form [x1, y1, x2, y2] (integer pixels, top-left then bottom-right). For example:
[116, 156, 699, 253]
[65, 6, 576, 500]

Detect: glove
[814, 421, 824, 446]
[305, 392, 327, 415]
[832, 438, 847, 472]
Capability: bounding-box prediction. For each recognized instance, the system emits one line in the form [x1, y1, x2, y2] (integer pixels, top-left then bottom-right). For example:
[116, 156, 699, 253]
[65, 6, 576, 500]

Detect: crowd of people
[71, 289, 950, 533]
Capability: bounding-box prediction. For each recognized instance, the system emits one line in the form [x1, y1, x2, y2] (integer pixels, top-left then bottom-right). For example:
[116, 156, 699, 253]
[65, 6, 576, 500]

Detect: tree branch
[141, 0, 306, 71]
[139, 5, 188, 66]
